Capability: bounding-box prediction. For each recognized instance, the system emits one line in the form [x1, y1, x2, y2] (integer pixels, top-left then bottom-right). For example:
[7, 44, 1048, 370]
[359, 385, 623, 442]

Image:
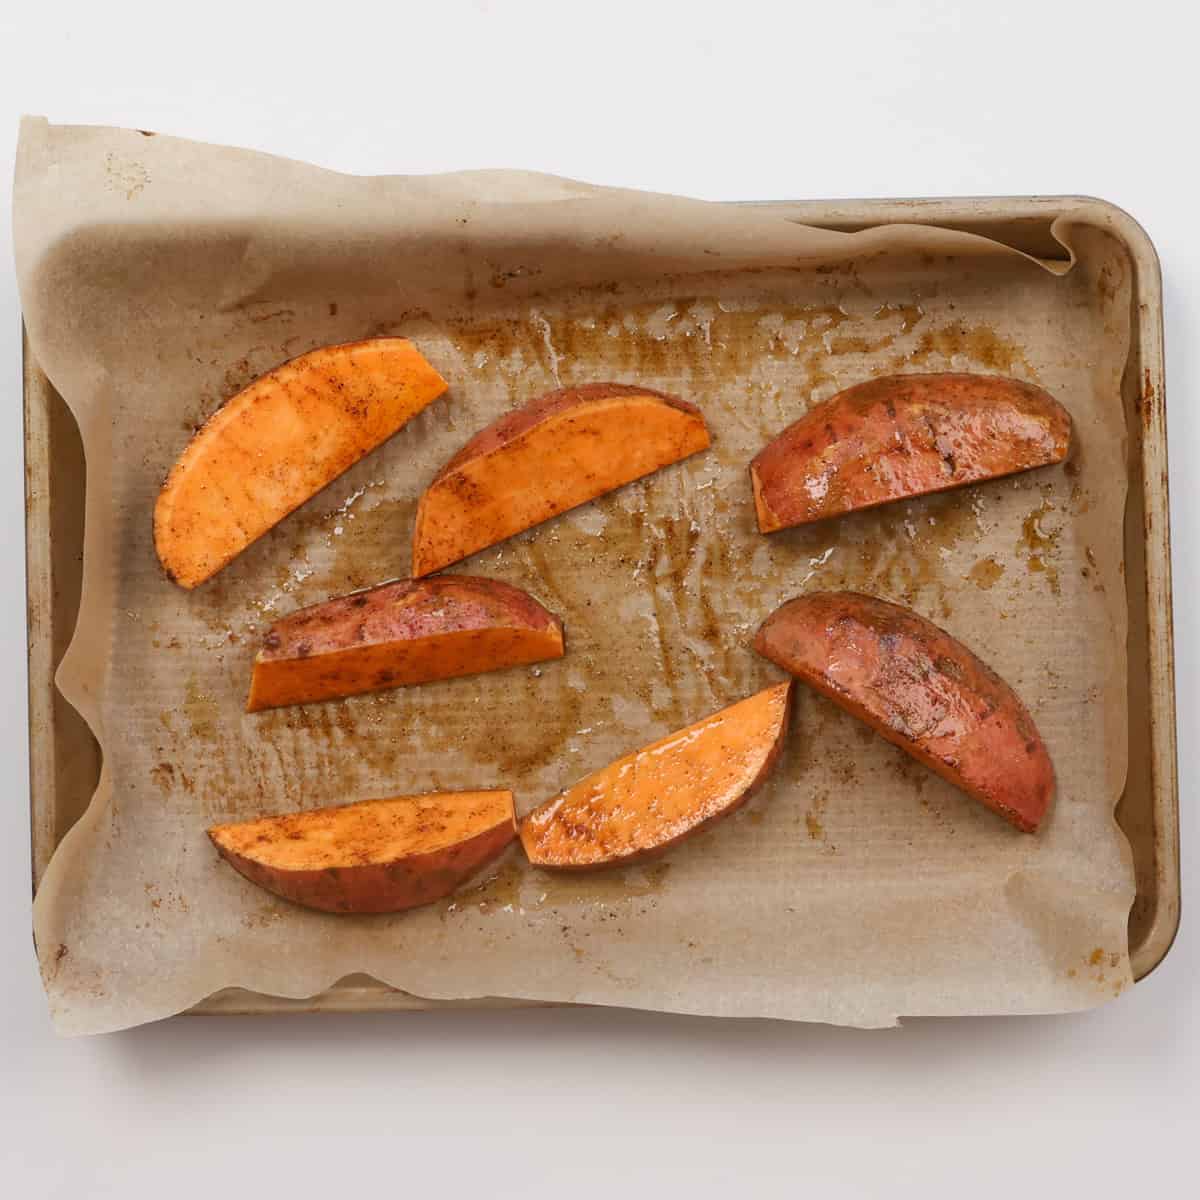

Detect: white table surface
[1, 2, 1195, 1195]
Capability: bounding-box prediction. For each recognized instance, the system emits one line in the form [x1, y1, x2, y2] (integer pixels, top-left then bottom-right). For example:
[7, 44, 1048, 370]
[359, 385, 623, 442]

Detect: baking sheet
[16, 118, 1138, 1034]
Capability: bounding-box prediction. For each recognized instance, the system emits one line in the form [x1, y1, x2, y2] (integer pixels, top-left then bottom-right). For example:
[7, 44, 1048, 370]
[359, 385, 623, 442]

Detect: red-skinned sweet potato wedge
[209, 791, 516, 913]
[247, 575, 563, 711]
[520, 682, 792, 869]
[412, 382, 711, 576]
[750, 373, 1071, 532]
[156, 338, 447, 587]
[754, 592, 1053, 832]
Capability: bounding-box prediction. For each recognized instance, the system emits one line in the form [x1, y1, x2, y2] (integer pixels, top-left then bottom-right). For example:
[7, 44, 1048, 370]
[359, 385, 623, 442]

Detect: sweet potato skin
[520, 682, 793, 869]
[208, 791, 516, 913]
[412, 383, 711, 576]
[754, 592, 1053, 832]
[155, 338, 447, 588]
[247, 575, 563, 711]
[750, 373, 1071, 532]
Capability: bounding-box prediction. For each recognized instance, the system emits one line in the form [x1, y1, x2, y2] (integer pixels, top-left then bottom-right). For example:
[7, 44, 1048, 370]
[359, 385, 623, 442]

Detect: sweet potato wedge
[209, 791, 516, 913]
[247, 575, 564, 711]
[156, 338, 447, 588]
[754, 592, 1053, 832]
[520, 682, 792, 869]
[412, 383, 711, 576]
[750, 373, 1071, 532]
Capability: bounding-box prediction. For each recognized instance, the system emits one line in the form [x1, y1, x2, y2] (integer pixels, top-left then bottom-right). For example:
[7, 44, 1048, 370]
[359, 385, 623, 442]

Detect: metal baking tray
[24, 195, 1178, 1016]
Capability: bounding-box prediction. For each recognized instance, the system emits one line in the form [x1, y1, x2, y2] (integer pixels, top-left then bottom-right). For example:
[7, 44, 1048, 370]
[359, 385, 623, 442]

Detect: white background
[1, 2, 1195, 1195]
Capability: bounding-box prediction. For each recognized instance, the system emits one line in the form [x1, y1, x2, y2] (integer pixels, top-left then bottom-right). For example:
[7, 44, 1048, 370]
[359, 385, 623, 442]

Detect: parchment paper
[15, 118, 1137, 1034]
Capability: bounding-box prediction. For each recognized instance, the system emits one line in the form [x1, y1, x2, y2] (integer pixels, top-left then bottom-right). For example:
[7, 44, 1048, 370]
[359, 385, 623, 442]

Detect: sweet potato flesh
[209, 791, 516, 913]
[155, 338, 447, 587]
[412, 383, 711, 576]
[754, 592, 1053, 832]
[520, 682, 792, 869]
[247, 575, 564, 711]
[750, 373, 1071, 532]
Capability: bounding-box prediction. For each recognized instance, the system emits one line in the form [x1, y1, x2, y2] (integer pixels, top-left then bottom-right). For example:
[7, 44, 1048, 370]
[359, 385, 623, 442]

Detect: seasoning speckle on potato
[412, 382, 711, 576]
[155, 338, 447, 588]
[521, 682, 792, 869]
[209, 791, 516, 913]
[754, 591, 1053, 832]
[247, 575, 564, 711]
[750, 372, 1071, 532]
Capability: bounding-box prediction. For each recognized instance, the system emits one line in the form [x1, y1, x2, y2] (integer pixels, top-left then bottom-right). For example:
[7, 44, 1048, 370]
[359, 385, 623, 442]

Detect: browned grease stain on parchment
[150, 762, 175, 796]
[534, 859, 673, 908]
[967, 556, 1006, 589]
[805, 792, 828, 840]
[324, 496, 414, 591]
[901, 321, 1038, 379]
[445, 858, 673, 915]
[427, 669, 587, 780]
[1078, 946, 1126, 998]
[441, 296, 881, 404]
[767, 487, 988, 617]
[825, 302, 927, 356]
[183, 677, 219, 740]
[1018, 499, 1062, 596]
[875, 302, 924, 335]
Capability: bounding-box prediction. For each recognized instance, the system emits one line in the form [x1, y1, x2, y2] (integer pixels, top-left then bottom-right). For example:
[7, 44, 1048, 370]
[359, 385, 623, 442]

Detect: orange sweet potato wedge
[247, 575, 563, 711]
[209, 791, 516, 913]
[156, 338, 447, 588]
[754, 592, 1053, 832]
[750, 373, 1071, 532]
[412, 382, 711, 576]
[520, 682, 792, 869]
